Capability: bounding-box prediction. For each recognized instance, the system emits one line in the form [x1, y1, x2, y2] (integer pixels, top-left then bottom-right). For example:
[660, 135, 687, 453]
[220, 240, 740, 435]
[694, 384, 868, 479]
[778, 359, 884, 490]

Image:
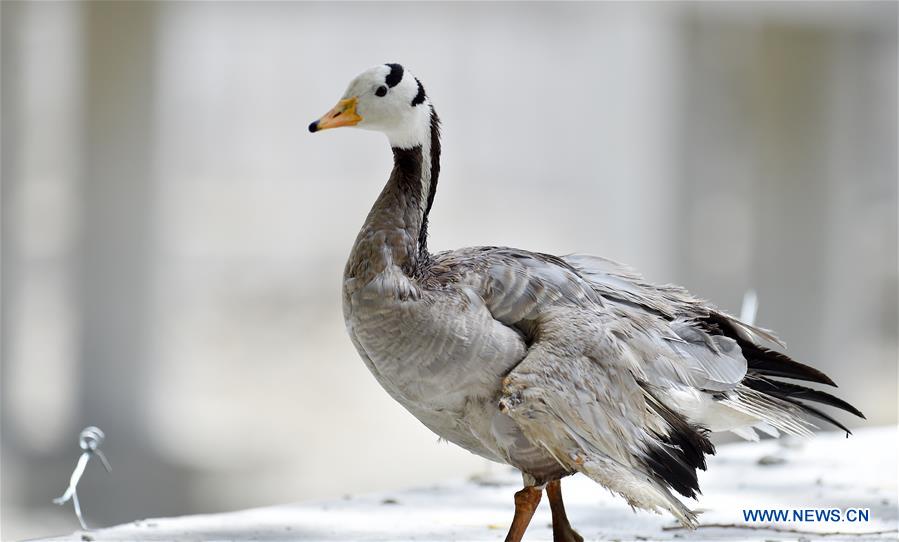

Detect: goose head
[309, 63, 432, 149]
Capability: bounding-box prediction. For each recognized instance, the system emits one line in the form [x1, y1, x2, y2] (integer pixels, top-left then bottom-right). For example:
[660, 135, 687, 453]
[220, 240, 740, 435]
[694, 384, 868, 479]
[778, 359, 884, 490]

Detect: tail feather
[704, 312, 836, 386]
[743, 377, 865, 419]
[741, 342, 837, 387]
[721, 387, 817, 437]
[778, 398, 855, 436]
[640, 382, 716, 500]
[742, 376, 864, 436]
[701, 312, 864, 435]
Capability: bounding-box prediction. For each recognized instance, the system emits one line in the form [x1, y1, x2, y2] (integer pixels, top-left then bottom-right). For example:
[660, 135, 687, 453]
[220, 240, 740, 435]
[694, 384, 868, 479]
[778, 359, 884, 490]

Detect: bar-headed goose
[309, 63, 864, 542]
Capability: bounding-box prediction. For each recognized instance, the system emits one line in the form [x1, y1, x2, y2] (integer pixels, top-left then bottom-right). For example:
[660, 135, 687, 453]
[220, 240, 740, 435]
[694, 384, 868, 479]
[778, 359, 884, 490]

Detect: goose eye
[375, 86, 388, 97]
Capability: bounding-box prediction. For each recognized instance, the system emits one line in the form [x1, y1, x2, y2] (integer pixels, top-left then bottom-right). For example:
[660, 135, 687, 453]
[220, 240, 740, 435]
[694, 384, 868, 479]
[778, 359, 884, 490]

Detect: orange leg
[504, 485, 543, 542]
[546, 480, 584, 542]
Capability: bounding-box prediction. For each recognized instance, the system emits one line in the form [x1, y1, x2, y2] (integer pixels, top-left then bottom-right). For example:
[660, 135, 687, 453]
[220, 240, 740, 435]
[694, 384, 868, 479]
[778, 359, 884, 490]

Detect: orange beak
[309, 97, 362, 132]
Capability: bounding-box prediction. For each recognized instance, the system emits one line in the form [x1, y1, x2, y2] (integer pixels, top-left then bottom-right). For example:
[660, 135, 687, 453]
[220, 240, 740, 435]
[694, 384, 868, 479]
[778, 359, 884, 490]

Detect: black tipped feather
[741, 342, 837, 387]
[646, 444, 703, 499]
[773, 394, 855, 436]
[796, 400, 855, 436]
[743, 377, 865, 419]
[641, 383, 715, 499]
[700, 312, 863, 434]
[701, 313, 837, 387]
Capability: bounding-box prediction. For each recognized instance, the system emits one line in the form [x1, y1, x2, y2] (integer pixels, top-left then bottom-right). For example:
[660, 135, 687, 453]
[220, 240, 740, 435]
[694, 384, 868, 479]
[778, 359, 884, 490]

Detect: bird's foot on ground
[552, 525, 584, 542]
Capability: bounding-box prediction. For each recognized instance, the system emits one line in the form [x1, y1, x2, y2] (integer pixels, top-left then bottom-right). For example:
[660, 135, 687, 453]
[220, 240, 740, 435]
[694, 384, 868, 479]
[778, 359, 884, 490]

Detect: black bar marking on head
[411, 78, 426, 106]
[385, 63, 404, 88]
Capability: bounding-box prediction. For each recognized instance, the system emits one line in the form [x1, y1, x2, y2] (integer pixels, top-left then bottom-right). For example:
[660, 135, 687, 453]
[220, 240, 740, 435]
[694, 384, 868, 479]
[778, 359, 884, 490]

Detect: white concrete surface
[35, 426, 897, 542]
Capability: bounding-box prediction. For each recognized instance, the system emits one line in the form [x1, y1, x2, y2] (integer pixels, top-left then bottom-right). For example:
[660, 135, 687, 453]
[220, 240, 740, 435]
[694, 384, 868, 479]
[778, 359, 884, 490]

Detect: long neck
[347, 108, 441, 281]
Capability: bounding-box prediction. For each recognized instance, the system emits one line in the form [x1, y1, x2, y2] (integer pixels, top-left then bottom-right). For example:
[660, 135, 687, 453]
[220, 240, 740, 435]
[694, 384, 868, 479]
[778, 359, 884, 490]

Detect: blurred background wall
[2, 1, 896, 539]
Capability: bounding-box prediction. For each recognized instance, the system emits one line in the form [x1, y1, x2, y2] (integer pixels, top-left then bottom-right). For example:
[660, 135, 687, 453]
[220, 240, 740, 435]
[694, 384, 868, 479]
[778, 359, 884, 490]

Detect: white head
[309, 63, 432, 149]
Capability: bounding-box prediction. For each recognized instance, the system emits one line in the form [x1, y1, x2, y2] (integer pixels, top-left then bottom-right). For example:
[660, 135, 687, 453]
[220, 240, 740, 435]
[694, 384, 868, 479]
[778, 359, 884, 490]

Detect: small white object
[740, 289, 758, 325]
[53, 426, 111, 530]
